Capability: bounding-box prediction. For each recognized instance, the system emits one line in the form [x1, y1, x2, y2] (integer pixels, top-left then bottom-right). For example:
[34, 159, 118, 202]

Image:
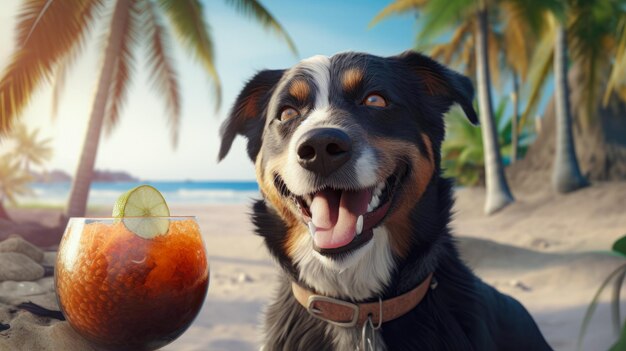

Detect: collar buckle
[307, 295, 360, 328]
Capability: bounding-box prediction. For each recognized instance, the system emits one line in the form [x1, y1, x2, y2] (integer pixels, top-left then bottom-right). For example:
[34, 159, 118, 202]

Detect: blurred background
[1, 0, 625, 215]
[0, 0, 416, 211]
[1, 1, 626, 350]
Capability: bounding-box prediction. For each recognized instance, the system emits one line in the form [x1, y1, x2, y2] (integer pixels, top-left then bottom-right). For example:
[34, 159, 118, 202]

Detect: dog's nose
[296, 128, 352, 176]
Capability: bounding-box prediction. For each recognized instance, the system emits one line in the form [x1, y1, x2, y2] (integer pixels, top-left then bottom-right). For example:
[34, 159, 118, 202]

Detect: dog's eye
[363, 94, 387, 108]
[279, 107, 300, 121]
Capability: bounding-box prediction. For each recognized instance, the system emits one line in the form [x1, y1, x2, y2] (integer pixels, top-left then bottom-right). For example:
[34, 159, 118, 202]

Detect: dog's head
[219, 51, 476, 298]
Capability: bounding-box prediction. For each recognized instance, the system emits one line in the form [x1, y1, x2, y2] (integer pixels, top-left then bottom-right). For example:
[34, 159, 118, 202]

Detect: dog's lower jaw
[292, 226, 395, 301]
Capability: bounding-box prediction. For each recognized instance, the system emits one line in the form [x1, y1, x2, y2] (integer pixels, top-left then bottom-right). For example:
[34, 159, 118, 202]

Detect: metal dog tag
[360, 316, 377, 351]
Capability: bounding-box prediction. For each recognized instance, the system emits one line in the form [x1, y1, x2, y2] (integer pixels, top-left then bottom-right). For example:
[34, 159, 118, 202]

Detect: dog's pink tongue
[310, 188, 371, 249]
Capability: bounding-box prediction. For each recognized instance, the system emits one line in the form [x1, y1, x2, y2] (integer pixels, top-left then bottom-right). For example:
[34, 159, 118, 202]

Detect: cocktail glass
[55, 217, 209, 351]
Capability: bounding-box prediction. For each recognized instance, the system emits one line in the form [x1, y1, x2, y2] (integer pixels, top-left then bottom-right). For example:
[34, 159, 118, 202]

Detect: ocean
[19, 181, 261, 206]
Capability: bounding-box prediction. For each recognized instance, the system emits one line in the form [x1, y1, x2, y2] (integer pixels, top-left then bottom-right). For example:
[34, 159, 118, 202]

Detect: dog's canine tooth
[308, 221, 316, 238]
[219, 51, 549, 351]
[375, 182, 384, 196]
[369, 195, 380, 210]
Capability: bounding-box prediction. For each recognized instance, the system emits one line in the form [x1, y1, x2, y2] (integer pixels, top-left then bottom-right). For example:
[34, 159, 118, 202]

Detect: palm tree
[443, 98, 534, 186]
[413, 2, 547, 167]
[0, 0, 296, 217]
[604, 14, 626, 104]
[373, 0, 564, 212]
[473, 1, 515, 214]
[498, 1, 540, 164]
[372, 0, 516, 214]
[521, 1, 626, 192]
[552, 22, 588, 192]
[9, 123, 53, 173]
[520, 9, 587, 193]
[417, 3, 532, 165]
[0, 155, 33, 221]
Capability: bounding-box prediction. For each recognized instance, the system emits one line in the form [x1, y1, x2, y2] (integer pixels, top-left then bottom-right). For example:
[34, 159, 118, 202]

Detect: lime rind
[112, 185, 171, 239]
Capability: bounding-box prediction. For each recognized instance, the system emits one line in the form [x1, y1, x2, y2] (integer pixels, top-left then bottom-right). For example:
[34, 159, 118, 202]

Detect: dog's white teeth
[374, 183, 384, 197]
[369, 195, 380, 210]
[308, 221, 316, 238]
[356, 215, 364, 235]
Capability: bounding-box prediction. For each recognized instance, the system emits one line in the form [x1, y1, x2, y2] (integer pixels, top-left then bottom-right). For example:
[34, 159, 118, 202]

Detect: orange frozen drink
[55, 186, 209, 350]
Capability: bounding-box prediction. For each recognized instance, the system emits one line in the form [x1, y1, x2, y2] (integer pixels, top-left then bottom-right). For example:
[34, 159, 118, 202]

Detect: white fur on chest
[292, 226, 395, 301]
[329, 325, 387, 351]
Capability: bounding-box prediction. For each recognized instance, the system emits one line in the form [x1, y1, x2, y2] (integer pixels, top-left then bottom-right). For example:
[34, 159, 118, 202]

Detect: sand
[1, 182, 625, 350]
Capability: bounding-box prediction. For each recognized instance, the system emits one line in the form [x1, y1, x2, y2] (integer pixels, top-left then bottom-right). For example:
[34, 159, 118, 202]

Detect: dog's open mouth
[274, 164, 407, 257]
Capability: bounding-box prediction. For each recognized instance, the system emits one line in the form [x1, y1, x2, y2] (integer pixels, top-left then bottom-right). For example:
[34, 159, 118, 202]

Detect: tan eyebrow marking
[342, 68, 364, 92]
[288, 79, 310, 102]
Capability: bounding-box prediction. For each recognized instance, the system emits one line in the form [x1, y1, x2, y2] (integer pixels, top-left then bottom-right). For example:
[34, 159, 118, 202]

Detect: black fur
[251, 173, 550, 350]
[218, 69, 285, 161]
[219, 51, 551, 350]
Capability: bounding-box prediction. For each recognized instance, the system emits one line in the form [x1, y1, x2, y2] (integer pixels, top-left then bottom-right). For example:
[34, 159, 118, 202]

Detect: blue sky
[0, 0, 417, 180]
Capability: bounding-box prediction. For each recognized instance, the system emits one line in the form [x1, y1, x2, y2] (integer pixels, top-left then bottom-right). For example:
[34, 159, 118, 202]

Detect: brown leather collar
[291, 273, 434, 328]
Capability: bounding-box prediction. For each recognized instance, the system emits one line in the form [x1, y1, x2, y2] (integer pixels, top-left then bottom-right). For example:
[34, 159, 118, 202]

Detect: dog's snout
[296, 128, 352, 176]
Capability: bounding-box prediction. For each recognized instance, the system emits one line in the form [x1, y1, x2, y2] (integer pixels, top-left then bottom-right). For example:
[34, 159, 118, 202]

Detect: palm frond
[504, 0, 563, 35]
[50, 55, 68, 120]
[430, 44, 448, 62]
[103, 0, 141, 135]
[495, 97, 509, 123]
[439, 20, 473, 65]
[605, 15, 626, 104]
[520, 14, 556, 130]
[50, 25, 94, 121]
[158, 0, 222, 109]
[8, 122, 53, 168]
[455, 35, 475, 78]
[418, 0, 475, 44]
[50, 41, 84, 120]
[0, 0, 103, 134]
[143, 0, 181, 147]
[0, 155, 33, 205]
[224, 0, 297, 55]
[500, 2, 531, 79]
[580, 53, 601, 124]
[567, 0, 616, 122]
[577, 263, 626, 351]
[369, 0, 427, 28]
[612, 269, 626, 337]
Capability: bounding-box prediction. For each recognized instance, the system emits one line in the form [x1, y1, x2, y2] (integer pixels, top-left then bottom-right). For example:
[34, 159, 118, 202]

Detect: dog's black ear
[218, 69, 285, 161]
[394, 50, 478, 125]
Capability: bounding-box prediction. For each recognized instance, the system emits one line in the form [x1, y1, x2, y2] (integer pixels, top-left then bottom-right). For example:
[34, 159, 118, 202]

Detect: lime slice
[112, 185, 170, 239]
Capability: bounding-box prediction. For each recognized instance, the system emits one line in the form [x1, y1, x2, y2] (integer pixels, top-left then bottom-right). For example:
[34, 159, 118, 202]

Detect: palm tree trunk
[475, 6, 514, 214]
[552, 25, 588, 193]
[66, 0, 131, 217]
[511, 72, 519, 163]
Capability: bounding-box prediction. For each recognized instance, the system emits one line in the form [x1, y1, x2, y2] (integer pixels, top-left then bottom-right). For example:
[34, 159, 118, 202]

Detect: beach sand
[1, 182, 625, 350]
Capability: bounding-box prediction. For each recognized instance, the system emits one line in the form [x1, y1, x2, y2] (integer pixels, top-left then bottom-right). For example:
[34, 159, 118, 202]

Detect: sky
[0, 0, 417, 181]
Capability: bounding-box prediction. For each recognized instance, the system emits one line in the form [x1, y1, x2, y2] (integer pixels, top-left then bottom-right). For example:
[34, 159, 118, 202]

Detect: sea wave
[169, 189, 260, 203]
[16, 181, 260, 206]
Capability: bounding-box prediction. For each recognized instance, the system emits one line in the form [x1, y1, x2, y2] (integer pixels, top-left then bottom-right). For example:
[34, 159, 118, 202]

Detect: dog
[218, 51, 551, 351]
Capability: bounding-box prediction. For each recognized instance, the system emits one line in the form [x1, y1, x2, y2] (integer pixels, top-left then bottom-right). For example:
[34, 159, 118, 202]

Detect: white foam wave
[16, 183, 260, 206]
[170, 189, 259, 204]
